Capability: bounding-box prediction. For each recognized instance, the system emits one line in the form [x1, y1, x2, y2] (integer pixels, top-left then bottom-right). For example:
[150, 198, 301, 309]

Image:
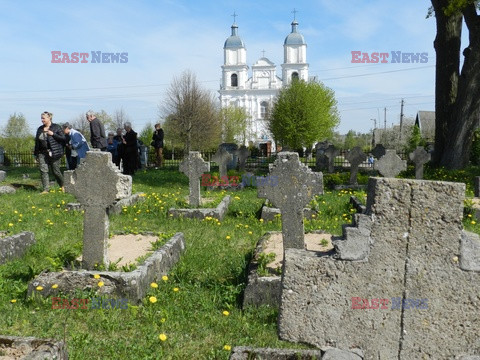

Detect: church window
[231, 74, 238, 87]
[292, 72, 299, 81]
[260, 101, 269, 119]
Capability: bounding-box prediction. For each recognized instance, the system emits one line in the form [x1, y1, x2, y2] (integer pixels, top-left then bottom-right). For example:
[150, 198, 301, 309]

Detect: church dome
[284, 20, 306, 46]
[224, 23, 245, 49]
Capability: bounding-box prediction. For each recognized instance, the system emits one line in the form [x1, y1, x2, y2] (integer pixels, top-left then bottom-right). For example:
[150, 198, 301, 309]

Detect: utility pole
[384, 107, 387, 130]
[400, 99, 404, 140]
[371, 118, 377, 129]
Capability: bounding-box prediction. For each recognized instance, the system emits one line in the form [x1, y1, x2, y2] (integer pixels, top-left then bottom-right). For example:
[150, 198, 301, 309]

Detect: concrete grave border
[167, 195, 231, 221]
[27, 232, 185, 303]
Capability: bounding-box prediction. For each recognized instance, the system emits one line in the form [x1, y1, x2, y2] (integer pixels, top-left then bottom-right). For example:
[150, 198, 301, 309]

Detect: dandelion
[248, 231, 253, 235]
[471, 220, 476, 225]
[244, 225, 249, 228]
[223, 345, 231, 351]
[159, 333, 167, 341]
[162, 275, 168, 281]
[173, 287, 179, 292]
[234, 196, 240, 200]
[98, 281, 104, 287]
[36, 286, 43, 291]
[51, 284, 58, 289]
[161, 318, 166, 323]
[150, 282, 158, 288]
[8, 223, 13, 227]
[217, 222, 221, 226]
[94, 274, 101, 279]
[222, 310, 230, 316]
[14, 210, 18, 214]
[10, 299, 17, 304]
[149, 296, 157, 303]
[259, 219, 264, 223]
[226, 235, 231, 240]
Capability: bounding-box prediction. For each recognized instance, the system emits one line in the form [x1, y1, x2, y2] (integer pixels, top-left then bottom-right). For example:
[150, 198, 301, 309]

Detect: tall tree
[268, 79, 339, 150]
[0, 113, 34, 152]
[430, 0, 480, 168]
[69, 113, 91, 139]
[220, 105, 249, 144]
[162, 70, 221, 151]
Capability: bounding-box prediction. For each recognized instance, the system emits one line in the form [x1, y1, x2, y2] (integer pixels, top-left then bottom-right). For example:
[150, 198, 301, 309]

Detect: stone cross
[257, 152, 323, 249]
[236, 145, 250, 172]
[324, 145, 339, 173]
[409, 146, 431, 179]
[179, 151, 210, 207]
[64, 151, 131, 270]
[371, 144, 386, 159]
[345, 146, 366, 185]
[374, 149, 407, 178]
[212, 147, 233, 179]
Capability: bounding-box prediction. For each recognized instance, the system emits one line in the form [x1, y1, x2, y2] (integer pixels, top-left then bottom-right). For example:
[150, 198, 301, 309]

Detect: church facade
[219, 18, 309, 150]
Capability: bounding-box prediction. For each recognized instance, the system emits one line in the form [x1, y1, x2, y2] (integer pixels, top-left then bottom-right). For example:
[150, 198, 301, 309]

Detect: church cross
[292, 8, 299, 21]
[231, 11, 238, 23]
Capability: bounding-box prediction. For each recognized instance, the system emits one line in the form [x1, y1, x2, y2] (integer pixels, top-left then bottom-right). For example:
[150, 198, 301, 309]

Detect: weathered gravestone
[315, 141, 331, 172]
[212, 147, 233, 179]
[0, 170, 6, 182]
[236, 145, 251, 172]
[64, 151, 131, 270]
[371, 143, 386, 160]
[374, 149, 407, 178]
[257, 152, 323, 249]
[324, 145, 340, 173]
[409, 146, 431, 179]
[279, 177, 480, 358]
[179, 151, 210, 207]
[474, 176, 480, 197]
[345, 146, 366, 185]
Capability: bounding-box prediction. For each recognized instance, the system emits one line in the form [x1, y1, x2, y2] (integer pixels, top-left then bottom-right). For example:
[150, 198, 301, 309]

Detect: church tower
[221, 20, 248, 90]
[281, 17, 309, 86]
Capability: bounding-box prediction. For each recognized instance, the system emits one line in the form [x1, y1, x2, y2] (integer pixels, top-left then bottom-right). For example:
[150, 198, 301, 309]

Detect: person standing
[86, 110, 107, 150]
[112, 127, 124, 168]
[62, 123, 90, 170]
[121, 122, 138, 175]
[152, 123, 164, 168]
[34, 111, 65, 193]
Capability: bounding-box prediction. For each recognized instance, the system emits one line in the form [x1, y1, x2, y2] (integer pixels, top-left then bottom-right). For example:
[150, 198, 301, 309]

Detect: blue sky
[0, 0, 445, 136]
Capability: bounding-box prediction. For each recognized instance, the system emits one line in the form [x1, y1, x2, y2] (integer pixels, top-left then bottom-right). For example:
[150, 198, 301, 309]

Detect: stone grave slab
[64, 150, 131, 270]
[0, 231, 35, 265]
[0, 170, 6, 182]
[236, 145, 250, 172]
[345, 146, 366, 185]
[278, 177, 480, 358]
[371, 144, 386, 159]
[257, 152, 323, 249]
[212, 147, 233, 179]
[0, 335, 68, 359]
[168, 195, 231, 221]
[324, 145, 339, 173]
[315, 141, 331, 171]
[179, 151, 210, 207]
[374, 149, 407, 178]
[409, 146, 431, 179]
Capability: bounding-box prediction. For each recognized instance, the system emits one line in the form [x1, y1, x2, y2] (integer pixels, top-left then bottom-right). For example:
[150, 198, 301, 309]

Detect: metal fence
[1, 149, 408, 171]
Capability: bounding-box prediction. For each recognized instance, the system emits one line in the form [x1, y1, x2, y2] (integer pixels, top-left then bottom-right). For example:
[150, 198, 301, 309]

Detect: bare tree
[69, 112, 91, 139]
[111, 108, 130, 132]
[162, 70, 221, 152]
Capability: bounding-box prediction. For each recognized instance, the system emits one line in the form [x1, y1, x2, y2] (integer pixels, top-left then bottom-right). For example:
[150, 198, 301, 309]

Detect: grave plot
[27, 151, 185, 303]
[334, 146, 368, 191]
[278, 177, 480, 359]
[168, 151, 231, 220]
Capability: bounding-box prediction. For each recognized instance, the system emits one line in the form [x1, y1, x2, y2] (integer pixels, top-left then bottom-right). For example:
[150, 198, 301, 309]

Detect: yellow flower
[149, 296, 157, 303]
[97, 281, 104, 287]
[36, 286, 43, 291]
[162, 275, 168, 281]
[159, 333, 167, 341]
[160, 318, 166, 323]
[259, 219, 264, 223]
[234, 196, 240, 200]
[248, 231, 253, 235]
[10, 299, 17, 304]
[51, 284, 58, 289]
[223, 345, 232, 351]
[222, 310, 230, 316]
[94, 274, 101, 279]
[8, 223, 13, 227]
[14, 210, 18, 214]
[150, 282, 158, 288]
[226, 235, 231, 240]
[471, 220, 476, 225]
[173, 287, 179, 292]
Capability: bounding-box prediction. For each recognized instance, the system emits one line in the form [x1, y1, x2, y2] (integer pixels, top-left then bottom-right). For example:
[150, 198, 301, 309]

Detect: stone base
[65, 192, 146, 214]
[260, 206, 318, 222]
[167, 195, 230, 221]
[0, 185, 15, 195]
[0, 231, 35, 265]
[229, 346, 363, 360]
[27, 233, 185, 303]
[0, 335, 68, 359]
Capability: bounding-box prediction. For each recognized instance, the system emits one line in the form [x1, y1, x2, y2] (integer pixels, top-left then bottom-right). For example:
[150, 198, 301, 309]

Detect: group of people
[33, 110, 164, 193]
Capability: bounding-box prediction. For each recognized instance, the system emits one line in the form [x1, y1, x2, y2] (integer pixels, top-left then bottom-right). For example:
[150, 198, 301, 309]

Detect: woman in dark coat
[121, 122, 138, 175]
[33, 111, 66, 193]
[152, 123, 164, 168]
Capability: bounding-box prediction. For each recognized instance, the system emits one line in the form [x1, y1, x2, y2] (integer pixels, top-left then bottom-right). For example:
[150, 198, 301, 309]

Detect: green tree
[268, 79, 339, 150]
[429, 1, 480, 168]
[0, 113, 34, 152]
[405, 124, 426, 154]
[138, 122, 154, 147]
[220, 105, 249, 144]
[162, 70, 221, 151]
[344, 130, 356, 149]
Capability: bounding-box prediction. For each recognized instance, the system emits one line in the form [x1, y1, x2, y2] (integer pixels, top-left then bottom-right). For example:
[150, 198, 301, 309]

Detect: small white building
[219, 17, 309, 152]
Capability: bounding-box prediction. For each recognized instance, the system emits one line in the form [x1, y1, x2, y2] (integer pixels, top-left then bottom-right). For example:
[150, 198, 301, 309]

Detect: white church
[219, 15, 309, 153]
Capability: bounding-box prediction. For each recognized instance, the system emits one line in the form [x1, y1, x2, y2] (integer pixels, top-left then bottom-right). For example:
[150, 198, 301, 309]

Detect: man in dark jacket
[152, 123, 164, 168]
[34, 111, 66, 193]
[121, 122, 138, 175]
[86, 110, 107, 150]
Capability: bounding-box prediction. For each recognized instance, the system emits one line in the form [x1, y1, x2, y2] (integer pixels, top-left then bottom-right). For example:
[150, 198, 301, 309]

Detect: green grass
[0, 166, 478, 359]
